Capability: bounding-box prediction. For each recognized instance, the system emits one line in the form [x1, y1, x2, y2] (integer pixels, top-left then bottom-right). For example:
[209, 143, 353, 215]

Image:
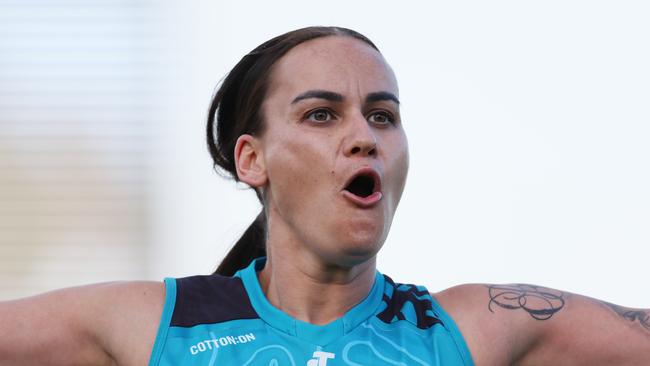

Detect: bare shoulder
[432, 283, 650, 366]
[84, 281, 166, 366]
[431, 284, 550, 366]
[0, 280, 165, 366]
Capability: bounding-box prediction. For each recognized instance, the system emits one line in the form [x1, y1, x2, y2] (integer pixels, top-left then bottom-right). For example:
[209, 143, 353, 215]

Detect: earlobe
[234, 134, 267, 188]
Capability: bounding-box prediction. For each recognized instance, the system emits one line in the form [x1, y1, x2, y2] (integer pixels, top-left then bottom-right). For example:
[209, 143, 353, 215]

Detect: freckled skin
[258, 36, 409, 267]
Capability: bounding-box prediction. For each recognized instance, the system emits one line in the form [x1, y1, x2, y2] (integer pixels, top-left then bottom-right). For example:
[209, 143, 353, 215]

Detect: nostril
[368, 147, 376, 156]
[351, 146, 361, 154]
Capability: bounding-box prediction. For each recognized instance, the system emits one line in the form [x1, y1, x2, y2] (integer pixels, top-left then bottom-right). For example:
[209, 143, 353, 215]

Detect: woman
[0, 26, 648, 366]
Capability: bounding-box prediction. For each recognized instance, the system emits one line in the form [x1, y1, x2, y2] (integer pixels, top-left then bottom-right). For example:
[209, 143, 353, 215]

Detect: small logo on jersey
[307, 351, 335, 366]
[189, 332, 256, 355]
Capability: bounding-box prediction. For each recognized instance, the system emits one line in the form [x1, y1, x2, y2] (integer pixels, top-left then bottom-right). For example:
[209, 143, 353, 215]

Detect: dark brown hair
[207, 26, 379, 276]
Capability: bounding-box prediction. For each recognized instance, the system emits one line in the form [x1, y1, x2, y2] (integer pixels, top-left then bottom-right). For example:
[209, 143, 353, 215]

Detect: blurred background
[1, 1, 648, 306]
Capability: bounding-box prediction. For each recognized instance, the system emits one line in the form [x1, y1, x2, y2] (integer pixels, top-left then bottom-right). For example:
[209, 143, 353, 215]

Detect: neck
[257, 245, 377, 325]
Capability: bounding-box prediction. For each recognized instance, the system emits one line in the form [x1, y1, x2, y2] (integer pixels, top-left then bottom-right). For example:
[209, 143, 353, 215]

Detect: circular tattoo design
[487, 284, 565, 320]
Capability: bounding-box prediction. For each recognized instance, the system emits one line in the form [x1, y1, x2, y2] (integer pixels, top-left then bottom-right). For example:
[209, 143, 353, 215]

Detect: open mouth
[342, 168, 382, 208]
[344, 174, 376, 198]
[342, 169, 382, 207]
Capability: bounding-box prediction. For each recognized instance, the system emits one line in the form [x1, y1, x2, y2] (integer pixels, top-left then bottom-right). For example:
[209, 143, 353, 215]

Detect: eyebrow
[291, 90, 343, 104]
[290, 89, 400, 105]
[365, 91, 400, 105]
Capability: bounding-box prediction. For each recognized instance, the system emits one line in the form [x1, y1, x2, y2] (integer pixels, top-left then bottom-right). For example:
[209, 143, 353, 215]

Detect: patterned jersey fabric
[147, 258, 474, 366]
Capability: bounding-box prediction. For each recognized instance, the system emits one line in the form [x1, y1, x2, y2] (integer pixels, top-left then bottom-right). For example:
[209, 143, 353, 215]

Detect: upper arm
[0, 281, 164, 366]
[521, 290, 650, 366]
[434, 284, 541, 366]
[434, 283, 650, 366]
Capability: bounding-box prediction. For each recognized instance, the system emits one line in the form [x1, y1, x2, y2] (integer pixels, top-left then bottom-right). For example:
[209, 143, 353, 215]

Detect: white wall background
[150, 1, 649, 307]
[2, 1, 648, 307]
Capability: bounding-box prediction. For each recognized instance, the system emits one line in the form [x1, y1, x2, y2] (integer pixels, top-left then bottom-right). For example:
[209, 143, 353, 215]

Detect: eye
[305, 108, 334, 123]
[367, 110, 395, 125]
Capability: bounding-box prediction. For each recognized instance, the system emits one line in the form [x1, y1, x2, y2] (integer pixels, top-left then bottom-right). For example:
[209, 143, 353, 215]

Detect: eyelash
[367, 110, 396, 125]
[303, 108, 396, 125]
[305, 108, 336, 123]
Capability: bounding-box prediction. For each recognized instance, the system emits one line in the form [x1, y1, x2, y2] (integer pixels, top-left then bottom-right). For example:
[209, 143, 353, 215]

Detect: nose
[344, 114, 377, 157]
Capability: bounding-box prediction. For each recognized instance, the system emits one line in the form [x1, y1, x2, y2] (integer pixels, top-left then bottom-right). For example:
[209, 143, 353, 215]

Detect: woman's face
[255, 36, 408, 266]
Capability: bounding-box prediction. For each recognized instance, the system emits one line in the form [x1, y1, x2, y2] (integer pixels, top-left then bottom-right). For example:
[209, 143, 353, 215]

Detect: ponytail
[214, 211, 266, 276]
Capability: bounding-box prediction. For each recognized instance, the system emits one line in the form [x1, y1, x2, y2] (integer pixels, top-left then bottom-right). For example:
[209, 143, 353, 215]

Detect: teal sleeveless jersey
[148, 258, 474, 366]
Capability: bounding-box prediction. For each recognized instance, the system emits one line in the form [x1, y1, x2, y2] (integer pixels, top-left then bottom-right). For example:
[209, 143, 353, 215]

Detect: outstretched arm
[0, 281, 164, 366]
[435, 283, 650, 366]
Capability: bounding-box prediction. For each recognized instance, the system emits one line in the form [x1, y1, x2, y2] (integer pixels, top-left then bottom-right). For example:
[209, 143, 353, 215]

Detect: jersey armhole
[147, 278, 177, 366]
[429, 295, 475, 366]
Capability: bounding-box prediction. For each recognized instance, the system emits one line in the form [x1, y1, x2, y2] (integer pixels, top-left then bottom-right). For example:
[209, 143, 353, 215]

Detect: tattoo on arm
[486, 284, 566, 320]
[599, 301, 650, 332]
[486, 284, 650, 335]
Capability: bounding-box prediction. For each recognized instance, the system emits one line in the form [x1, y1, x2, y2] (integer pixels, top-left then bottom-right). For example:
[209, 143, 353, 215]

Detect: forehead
[267, 36, 398, 100]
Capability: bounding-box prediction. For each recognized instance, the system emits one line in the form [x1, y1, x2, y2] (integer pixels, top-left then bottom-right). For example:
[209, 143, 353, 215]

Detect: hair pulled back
[207, 26, 379, 276]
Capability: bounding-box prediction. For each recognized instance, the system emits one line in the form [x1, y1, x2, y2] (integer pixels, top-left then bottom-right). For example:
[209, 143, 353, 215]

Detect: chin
[315, 212, 388, 265]
[335, 228, 385, 262]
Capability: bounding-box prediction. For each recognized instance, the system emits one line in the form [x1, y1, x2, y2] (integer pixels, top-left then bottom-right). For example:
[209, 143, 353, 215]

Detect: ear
[234, 134, 267, 188]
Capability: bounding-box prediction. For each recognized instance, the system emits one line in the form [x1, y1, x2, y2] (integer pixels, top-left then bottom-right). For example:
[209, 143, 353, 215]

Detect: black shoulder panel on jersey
[376, 275, 442, 330]
[171, 274, 259, 327]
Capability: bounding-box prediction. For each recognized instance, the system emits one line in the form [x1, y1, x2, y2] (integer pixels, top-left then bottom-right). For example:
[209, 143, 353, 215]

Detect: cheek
[384, 133, 410, 202]
[264, 134, 333, 212]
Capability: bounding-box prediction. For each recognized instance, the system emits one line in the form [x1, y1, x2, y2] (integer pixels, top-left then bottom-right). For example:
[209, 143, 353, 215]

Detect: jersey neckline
[235, 257, 385, 346]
